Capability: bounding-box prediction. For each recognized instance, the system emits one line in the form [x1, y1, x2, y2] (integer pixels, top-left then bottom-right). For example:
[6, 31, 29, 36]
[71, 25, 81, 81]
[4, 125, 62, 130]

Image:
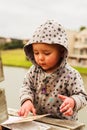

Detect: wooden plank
[36, 117, 85, 130]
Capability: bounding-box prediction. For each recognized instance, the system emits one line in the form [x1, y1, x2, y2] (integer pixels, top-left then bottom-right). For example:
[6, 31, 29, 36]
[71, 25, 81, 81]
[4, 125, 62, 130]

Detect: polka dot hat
[24, 20, 68, 63]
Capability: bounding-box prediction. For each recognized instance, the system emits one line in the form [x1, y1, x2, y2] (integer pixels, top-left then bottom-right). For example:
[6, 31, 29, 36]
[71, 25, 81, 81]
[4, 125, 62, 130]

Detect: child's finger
[18, 108, 25, 116]
[63, 108, 73, 116]
[32, 108, 36, 116]
[60, 104, 69, 112]
[23, 109, 30, 117]
[58, 94, 67, 101]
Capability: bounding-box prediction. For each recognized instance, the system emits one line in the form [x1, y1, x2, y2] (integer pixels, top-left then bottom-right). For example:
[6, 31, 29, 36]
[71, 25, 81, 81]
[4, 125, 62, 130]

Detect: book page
[1, 114, 49, 125]
[1, 116, 51, 130]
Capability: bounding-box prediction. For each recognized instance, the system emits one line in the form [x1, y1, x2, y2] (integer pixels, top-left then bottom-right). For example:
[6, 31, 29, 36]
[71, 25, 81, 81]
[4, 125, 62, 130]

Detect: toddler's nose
[39, 54, 44, 61]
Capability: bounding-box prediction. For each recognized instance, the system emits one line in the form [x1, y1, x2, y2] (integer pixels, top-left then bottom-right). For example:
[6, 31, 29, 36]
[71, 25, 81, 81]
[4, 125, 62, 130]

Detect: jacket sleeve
[19, 65, 36, 105]
[70, 70, 87, 111]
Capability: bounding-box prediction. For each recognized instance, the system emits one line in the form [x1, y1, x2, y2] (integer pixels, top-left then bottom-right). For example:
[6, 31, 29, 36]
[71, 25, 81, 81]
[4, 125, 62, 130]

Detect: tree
[80, 26, 86, 31]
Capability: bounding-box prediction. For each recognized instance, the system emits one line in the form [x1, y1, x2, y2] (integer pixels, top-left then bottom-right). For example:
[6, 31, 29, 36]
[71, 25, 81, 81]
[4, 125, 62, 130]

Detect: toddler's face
[32, 43, 62, 73]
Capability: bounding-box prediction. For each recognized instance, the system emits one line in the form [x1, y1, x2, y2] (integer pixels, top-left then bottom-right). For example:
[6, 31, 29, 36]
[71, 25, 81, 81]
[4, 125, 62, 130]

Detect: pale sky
[0, 0, 87, 39]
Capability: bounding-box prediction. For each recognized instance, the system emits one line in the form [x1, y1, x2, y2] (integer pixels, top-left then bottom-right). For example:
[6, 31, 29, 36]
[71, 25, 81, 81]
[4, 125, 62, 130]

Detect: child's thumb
[58, 94, 67, 101]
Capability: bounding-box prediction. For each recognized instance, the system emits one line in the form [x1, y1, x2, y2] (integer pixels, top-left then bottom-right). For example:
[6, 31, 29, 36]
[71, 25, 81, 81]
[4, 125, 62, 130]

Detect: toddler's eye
[44, 52, 50, 55]
[34, 52, 39, 55]
[44, 52, 51, 55]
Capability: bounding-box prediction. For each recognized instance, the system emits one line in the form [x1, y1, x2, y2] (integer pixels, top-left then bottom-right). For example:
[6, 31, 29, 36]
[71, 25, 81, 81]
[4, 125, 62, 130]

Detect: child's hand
[18, 100, 36, 117]
[58, 94, 75, 116]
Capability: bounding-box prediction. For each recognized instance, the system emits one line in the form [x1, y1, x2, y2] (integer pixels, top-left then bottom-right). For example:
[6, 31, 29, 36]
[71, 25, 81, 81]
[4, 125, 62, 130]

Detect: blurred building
[67, 29, 87, 67]
[0, 37, 11, 44]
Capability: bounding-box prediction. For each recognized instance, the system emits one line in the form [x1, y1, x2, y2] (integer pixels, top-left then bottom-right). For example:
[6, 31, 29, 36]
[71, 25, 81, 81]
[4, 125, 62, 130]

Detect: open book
[1, 108, 51, 130]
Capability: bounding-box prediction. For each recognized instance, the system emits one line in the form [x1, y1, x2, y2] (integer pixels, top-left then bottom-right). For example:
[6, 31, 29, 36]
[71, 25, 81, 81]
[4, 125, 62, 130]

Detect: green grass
[73, 66, 87, 74]
[1, 49, 87, 74]
[1, 49, 32, 68]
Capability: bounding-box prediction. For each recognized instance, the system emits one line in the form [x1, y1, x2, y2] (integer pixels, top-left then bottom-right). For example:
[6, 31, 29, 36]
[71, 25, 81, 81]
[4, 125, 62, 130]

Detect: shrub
[0, 39, 24, 50]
